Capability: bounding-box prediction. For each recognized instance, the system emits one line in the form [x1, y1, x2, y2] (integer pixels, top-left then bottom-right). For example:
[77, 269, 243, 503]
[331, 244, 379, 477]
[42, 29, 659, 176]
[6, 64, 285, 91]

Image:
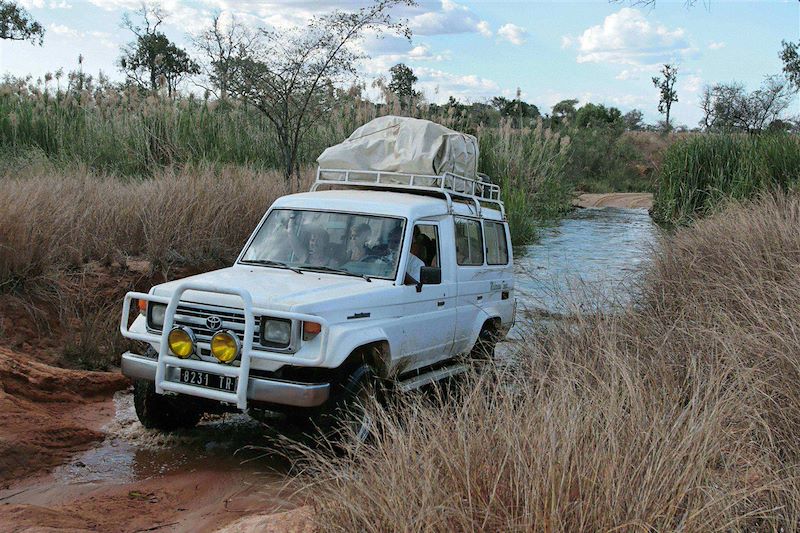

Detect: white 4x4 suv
[120, 168, 514, 435]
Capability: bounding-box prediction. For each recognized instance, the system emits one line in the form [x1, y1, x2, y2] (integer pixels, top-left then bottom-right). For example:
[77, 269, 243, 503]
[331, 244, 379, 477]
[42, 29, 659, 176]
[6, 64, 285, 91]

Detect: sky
[1, 0, 798, 127]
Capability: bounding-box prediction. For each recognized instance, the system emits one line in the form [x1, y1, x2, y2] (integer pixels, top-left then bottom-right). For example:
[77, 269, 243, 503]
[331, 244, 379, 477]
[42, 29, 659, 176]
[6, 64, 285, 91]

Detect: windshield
[240, 209, 405, 280]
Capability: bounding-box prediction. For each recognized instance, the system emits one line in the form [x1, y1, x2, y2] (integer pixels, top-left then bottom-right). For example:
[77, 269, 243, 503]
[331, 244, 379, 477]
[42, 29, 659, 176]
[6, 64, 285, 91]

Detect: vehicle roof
[272, 189, 504, 221]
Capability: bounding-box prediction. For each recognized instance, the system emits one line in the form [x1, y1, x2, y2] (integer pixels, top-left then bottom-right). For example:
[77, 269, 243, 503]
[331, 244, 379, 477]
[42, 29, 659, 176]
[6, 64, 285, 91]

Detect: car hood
[151, 265, 389, 311]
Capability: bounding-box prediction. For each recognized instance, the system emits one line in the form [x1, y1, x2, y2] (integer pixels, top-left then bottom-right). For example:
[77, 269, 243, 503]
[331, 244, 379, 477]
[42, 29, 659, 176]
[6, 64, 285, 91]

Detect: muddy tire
[133, 380, 203, 431]
[312, 364, 381, 448]
[470, 324, 499, 363]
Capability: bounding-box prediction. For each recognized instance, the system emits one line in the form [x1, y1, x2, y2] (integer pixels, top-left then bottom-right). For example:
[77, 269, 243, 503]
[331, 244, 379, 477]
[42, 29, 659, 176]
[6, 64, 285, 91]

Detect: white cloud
[567, 8, 695, 66]
[18, 0, 45, 7]
[414, 66, 500, 103]
[409, 0, 489, 36]
[709, 41, 726, 50]
[47, 23, 116, 49]
[86, 0, 138, 10]
[682, 74, 703, 94]
[49, 23, 79, 37]
[497, 23, 527, 46]
[476, 20, 492, 37]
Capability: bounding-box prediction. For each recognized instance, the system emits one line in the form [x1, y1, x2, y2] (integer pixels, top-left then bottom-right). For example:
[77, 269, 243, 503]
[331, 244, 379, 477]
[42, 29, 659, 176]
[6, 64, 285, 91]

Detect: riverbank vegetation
[303, 192, 800, 531]
[653, 133, 800, 225]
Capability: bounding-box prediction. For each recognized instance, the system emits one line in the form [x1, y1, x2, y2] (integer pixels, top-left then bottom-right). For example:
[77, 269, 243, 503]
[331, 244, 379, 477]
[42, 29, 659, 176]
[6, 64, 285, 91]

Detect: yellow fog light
[210, 330, 240, 363]
[168, 327, 195, 358]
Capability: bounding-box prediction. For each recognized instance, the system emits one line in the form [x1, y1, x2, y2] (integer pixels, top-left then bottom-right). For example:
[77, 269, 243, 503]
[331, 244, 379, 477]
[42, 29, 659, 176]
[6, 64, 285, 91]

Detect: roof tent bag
[317, 115, 479, 180]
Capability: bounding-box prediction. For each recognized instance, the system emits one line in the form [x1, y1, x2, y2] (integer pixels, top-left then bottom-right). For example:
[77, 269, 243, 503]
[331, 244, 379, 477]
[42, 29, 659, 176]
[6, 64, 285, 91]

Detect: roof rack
[313, 168, 505, 218]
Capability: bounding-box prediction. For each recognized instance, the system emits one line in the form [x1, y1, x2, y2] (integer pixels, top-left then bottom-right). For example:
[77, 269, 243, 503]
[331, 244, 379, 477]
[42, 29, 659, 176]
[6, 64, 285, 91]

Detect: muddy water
[1, 392, 300, 532]
[52, 392, 282, 485]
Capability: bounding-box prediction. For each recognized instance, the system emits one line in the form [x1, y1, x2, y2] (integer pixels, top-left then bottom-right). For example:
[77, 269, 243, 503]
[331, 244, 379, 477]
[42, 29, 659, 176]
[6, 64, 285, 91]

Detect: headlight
[147, 303, 167, 330]
[260, 318, 291, 348]
[211, 330, 240, 363]
[168, 327, 195, 358]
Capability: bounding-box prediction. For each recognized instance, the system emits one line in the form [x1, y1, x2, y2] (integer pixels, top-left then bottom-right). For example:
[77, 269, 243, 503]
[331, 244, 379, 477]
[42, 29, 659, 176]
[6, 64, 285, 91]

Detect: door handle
[437, 301, 445, 307]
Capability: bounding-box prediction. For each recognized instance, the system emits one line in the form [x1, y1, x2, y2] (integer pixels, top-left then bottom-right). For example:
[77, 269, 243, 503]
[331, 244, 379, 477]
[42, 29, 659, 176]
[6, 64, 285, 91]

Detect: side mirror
[419, 266, 441, 285]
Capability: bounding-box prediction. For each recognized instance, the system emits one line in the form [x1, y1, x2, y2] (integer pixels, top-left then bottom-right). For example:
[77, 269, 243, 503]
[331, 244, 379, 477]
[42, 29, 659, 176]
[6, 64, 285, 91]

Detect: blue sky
[1, 0, 798, 127]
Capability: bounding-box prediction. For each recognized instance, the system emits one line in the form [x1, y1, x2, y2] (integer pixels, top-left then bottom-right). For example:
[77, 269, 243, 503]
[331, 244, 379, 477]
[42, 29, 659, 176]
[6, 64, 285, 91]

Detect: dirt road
[574, 193, 653, 210]
[0, 349, 311, 532]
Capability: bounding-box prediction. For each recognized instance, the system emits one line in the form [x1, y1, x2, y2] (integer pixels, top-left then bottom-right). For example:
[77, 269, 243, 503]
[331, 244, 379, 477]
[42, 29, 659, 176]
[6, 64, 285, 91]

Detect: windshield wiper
[246, 259, 303, 274]
[304, 265, 372, 282]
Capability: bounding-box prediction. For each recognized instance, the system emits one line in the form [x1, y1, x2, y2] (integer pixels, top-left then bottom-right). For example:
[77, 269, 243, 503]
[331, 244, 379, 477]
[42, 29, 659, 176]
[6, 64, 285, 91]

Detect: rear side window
[455, 217, 484, 266]
[484, 221, 509, 265]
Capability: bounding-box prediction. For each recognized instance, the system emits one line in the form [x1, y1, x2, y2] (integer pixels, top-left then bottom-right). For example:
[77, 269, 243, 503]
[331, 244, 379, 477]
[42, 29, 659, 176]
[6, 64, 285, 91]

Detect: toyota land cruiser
[119, 118, 515, 438]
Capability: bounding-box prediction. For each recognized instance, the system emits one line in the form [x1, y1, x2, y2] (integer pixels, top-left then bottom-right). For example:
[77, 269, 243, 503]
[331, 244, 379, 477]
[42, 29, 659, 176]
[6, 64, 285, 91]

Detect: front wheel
[312, 364, 381, 447]
[133, 380, 203, 431]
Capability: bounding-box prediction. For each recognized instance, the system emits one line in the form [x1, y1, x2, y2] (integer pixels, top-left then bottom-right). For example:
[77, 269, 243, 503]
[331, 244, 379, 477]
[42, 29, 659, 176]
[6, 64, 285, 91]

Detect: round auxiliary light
[168, 326, 195, 358]
[210, 330, 240, 364]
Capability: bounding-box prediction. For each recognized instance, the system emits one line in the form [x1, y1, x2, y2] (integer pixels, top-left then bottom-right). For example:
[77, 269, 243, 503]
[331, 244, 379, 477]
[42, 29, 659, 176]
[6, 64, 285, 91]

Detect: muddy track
[0, 349, 311, 532]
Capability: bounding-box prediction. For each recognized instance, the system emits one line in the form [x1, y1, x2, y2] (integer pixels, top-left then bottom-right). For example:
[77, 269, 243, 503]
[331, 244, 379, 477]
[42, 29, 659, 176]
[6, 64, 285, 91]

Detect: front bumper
[121, 352, 330, 408]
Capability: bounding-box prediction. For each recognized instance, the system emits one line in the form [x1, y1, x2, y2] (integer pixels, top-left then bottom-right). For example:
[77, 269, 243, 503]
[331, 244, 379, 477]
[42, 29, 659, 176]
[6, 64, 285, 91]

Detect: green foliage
[119, 32, 199, 96]
[653, 133, 800, 225]
[478, 122, 572, 243]
[550, 98, 578, 127]
[573, 103, 622, 129]
[780, 39, 800, 92]
[491, 95, 540, 128]
[118, 5, 199, 97]
[388, 63, 419, 109]
[558, 102, 655, 193]
[0, 0, 43, 44]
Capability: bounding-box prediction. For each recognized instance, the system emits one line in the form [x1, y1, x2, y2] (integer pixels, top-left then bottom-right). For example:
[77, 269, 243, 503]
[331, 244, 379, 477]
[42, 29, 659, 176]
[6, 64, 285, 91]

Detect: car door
[400, 220, 457, 369]
[453, 216, 489, 355]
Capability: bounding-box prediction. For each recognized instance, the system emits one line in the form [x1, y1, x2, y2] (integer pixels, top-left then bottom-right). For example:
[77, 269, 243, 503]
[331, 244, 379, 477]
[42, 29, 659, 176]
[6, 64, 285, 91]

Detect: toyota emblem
[206, 315, 222, 331]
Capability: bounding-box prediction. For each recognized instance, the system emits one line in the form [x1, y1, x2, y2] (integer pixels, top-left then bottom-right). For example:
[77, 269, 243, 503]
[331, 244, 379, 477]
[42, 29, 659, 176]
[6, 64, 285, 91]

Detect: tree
[192, 11, 256, 100]
[652, 64, 678, 130]
[574, 103, 622, 129]
[388, 63, 419, 110]
[118, 4, 199, 97]
[0, 0, 44, 44]
[700, 76, 795, 133]
[622, 109, 644, 131]
[779, 40, 800, 92]
[551, 98, 579, 127]
[491, 90, 540, 128]
[227, 0, 414, 183]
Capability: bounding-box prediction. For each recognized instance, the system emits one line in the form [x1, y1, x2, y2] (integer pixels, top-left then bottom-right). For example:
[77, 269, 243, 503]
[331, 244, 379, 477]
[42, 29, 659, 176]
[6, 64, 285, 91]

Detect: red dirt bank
[0, 347, 128, 486]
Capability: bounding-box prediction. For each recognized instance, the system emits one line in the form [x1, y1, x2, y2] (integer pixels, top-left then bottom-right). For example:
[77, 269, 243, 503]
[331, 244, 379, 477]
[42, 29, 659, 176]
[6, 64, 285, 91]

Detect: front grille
[172, 303, 262, 350]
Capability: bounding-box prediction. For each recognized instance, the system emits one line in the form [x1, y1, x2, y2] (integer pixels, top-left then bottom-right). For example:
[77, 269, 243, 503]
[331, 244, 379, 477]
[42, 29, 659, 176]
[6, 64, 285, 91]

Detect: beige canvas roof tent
[316, 115, 479, 180]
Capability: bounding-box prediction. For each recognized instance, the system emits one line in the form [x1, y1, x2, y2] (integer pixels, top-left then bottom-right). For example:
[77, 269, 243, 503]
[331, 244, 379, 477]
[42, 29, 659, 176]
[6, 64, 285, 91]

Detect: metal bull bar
[120, 282, 329, 410]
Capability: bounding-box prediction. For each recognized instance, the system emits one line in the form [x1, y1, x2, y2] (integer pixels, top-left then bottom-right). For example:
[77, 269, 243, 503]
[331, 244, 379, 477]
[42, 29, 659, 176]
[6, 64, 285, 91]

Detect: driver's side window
[407, 224, 440, 282]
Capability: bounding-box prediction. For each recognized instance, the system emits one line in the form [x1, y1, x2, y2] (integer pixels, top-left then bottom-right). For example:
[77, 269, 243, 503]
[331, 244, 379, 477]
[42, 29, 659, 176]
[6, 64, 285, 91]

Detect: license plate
[177, 369, 237, 392]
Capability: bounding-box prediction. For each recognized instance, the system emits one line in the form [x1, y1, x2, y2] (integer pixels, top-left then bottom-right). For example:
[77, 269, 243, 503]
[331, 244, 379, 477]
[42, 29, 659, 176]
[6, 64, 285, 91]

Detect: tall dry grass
[0, 161, 309, 291]
[300, 193, 800, 531]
